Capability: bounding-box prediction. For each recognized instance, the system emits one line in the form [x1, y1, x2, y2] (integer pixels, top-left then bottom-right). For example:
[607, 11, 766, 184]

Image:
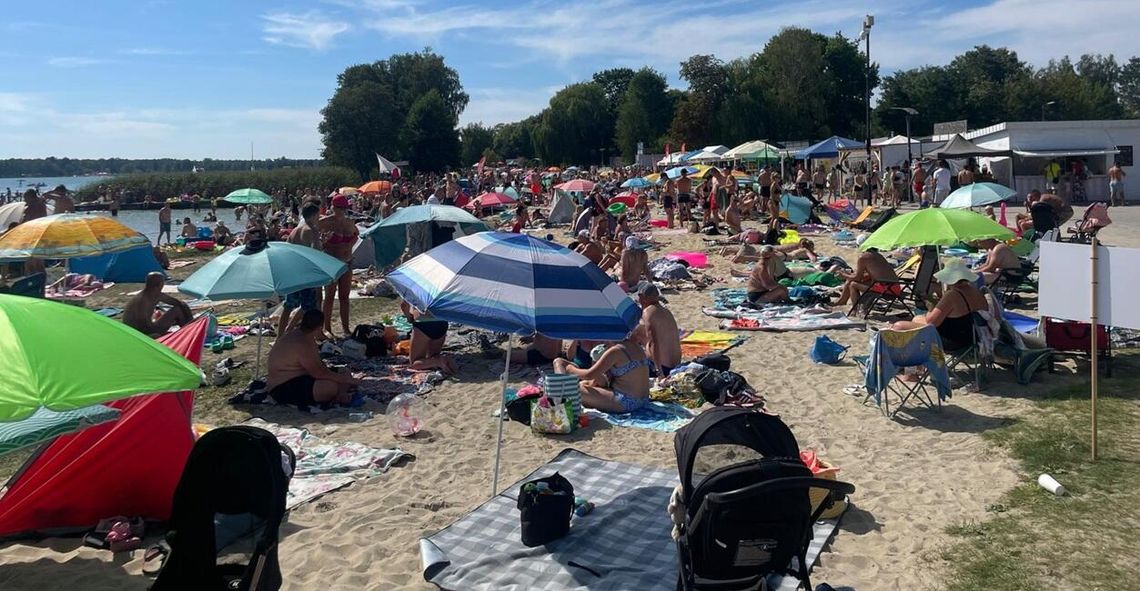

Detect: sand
[3, 204, 1137, 590]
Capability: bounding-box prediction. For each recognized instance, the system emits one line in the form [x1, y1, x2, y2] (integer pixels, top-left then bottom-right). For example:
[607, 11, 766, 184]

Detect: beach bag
[693, 352, 731, 371]
[810, 336, 848, 365]
[530, 395, 575, 434]
[506, 385, 543, 425]
[542, 373, 582, 420]
[517, 473, 575, 547]
[801, 451, 848, 519]
[695, 369, 753, 405]
[352, 324, 389, 357]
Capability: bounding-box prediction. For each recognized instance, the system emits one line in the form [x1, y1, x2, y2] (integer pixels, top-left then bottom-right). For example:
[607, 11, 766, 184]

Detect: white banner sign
[1038, 241, 1140, 330]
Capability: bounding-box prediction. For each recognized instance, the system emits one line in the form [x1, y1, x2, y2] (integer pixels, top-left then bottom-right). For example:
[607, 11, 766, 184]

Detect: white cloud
[460, 86, 561, 127]
[261, 11, 350, 51]
[47, 56, 107, 68]
[118, 47, 189, 56]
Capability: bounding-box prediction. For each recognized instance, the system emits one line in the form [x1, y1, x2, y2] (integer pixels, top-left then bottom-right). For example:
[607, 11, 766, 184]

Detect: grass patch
[944, 355, 1140, 590]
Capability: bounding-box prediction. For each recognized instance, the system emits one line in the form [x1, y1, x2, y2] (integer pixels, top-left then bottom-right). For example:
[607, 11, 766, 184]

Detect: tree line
[0, 157, 325, 178]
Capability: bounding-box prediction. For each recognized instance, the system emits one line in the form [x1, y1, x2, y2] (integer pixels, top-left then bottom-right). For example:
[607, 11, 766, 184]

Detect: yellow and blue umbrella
[0, 213, 149, 260]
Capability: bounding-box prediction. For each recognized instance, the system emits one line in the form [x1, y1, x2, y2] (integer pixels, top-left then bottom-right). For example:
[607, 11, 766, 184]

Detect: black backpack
[351, 324, 389, 357]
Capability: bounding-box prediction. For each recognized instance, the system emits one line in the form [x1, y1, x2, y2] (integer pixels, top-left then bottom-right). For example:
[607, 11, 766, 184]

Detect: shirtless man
[828, 166, 842, 201]
[277, 203, 323, 336]
[795, 163, 810, 197]
[974, 238, 1021, 285]
[123, 272, 192, 337]
[661, 177, 676, 228]
[266, 309, 359, 408]
[1108, 161, 1127, 206]
[911, 160, 926, 204]
[572, 230, 604, 265]
[957, 164, 975, 187]
[835, 248, 897, 307]
[676, 169, 693, 223]
[744, 246, 789, 305]
[157, 202, 173, 245]
[510, 333, 563, 366]
[812, 166, 827, 202]
[724, 196, 743, 235]
[43, 185, 75, 213]
[635, 283, 681, 377]
[20, 189, 47, 222]
[618, 237, 651, 288]
[757, 166, 773, 211]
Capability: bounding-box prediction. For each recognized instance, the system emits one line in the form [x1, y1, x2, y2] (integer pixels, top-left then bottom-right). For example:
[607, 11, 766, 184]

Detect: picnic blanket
[420, 449, 844, 591]
[584, 401, 694, 432]
[244, 418, 412, 509]
[705, 305, 865, 332]
[679, 329, 746, 359]
[710, 287, 749, 309]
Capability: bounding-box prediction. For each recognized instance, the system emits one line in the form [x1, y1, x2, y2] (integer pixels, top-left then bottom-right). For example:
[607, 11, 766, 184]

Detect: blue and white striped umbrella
[621, 177, 652, 189]
[385, 232, 641, 340]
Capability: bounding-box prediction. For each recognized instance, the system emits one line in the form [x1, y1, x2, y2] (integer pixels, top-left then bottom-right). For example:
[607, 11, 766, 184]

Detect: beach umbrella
[0, 213, 149, 260]
[338, 186, 360, 195]
[179, 241, 348, 377]
[385, 231, 640, 495]
[555, 179, 595, 192]
[0, 404, 120, 456]
[644, 173, 662, 184]
[860, 208, 1016, 251]
[0, 295, 203, 422]
[494, 185, 521, 199]
[0, 202, 54, 229]
[359, 180, 392, 194]
[665, 166, 700, 179]
[468, 192, 516, 209]
[361, 204, 489, 269]
[939, 182, 1017, 209]
[621, 177, 652, 189]
[610, 192, 638, 208]
[223, 188, 273, 205]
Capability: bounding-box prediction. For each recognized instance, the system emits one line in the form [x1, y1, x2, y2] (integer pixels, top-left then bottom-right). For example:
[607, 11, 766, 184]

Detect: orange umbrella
[359, 180, 392, 194]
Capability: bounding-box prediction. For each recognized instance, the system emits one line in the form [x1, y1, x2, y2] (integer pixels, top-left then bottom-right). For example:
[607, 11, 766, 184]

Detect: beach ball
[386, 393, 425, 437]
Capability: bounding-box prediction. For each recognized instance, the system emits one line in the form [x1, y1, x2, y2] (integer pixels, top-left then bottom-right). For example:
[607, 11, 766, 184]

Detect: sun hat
[331, 194, 350, 209]
[934, 258, 980, 285]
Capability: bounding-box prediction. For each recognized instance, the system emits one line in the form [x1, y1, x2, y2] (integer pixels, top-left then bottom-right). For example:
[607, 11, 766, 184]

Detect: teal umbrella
[0, 404, 119, 456]
[223, 188, 273, 205]
[939, 182, 1017, 209]
[362, 204, 489, 269]
[621, 177, 652, 189]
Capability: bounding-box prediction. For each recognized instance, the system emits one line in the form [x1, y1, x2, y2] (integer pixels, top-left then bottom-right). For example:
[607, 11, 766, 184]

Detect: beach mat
[420, 449, 845, 591]
[584, 401, 694, 432]
[679, 329, 746, 359]
[1003, 311, 1038, 335]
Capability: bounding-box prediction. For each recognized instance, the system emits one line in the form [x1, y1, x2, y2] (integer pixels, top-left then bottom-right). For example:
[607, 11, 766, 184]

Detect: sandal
[142, 542, 170, 576]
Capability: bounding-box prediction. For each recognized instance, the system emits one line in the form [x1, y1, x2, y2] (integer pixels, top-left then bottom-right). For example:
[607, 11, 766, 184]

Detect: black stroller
[152, 426, 295, 591]
[673, 407, 854, 591]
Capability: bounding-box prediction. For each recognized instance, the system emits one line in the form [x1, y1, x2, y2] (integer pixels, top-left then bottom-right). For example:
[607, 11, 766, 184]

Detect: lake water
[0, 175, 108, 196]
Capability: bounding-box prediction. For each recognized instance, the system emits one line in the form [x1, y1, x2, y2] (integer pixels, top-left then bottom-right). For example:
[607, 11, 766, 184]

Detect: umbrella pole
[491, 335, 512, 497]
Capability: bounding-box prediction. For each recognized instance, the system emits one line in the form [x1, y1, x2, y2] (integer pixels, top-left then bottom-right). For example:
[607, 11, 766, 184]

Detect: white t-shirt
[933, 167, 951, 192]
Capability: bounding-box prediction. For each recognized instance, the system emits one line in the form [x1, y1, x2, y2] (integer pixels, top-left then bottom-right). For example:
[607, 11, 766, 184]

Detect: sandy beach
[1, 206, 1137, 591]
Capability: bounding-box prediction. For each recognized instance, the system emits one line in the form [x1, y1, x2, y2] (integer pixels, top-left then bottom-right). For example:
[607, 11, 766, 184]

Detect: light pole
[1041, 100, 1056, 121]
[891, 106, 919, 202]
[860, 15, 875, 163]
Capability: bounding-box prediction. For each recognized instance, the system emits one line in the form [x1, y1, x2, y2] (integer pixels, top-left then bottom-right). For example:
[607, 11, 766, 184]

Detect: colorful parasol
[0, 214, 150, 260]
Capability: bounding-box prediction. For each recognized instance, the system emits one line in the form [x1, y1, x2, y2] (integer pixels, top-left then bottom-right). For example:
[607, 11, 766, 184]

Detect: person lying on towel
[511, 333, 563, 367]
[266, 309, 361, 409]
[552, 335, 652, 413]
[123, 272, 193, 337]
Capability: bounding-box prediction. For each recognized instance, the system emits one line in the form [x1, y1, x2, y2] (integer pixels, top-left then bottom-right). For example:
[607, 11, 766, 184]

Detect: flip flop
[142, 542, 170, 576]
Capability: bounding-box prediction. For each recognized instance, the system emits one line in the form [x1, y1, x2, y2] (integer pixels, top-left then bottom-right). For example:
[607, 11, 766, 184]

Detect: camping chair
[152, 426, 295, 591]
[844, 206, 874, 228]
[850, 247, 937, 319]
[984, 289, 1053, 385]
[943, 313, 992, 391]
[854, 325, 952, 418]
[860, 207, 897, 232]
[673, 407, 855, 591]
[1029, 202, 1058, 238]
[0, 273, 47, 299]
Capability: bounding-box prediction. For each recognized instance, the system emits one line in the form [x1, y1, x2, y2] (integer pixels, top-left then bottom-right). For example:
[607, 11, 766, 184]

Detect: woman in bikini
[319, 195, 358, 336]
[400, 301, 457, 373]
[552, 335, 651, 413]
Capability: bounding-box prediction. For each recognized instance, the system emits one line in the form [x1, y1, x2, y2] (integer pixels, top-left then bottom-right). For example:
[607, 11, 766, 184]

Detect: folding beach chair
[844, 206, 874, 228]
[854, 325, 952, 418]
[850, 246, 937, 319]
[984, 289, 1053, 385]
[943, 312, 992, 391]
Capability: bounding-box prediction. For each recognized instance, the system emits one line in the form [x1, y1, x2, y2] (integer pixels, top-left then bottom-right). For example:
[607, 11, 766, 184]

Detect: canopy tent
[675, 149, 703, 163]
[686, 151, 726, 163]
[361, 204, 488, 270]
[68, 244, 164, 283]
[722, 140, 768, 159]
[794, 136, 863, 160]
[873, 135, 922, 147]
[0, 317, 207, 537]
[933, 134, 1012, 159]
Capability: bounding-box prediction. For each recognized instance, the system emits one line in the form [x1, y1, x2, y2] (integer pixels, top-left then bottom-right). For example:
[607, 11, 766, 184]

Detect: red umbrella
[555, 179, 595, 192]
[610, 192, 638, 207]
[468, 192, 517, 209]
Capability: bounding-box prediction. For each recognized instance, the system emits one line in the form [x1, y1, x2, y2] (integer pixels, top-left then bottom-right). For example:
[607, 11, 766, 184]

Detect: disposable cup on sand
[1038, 473, 1067, 496]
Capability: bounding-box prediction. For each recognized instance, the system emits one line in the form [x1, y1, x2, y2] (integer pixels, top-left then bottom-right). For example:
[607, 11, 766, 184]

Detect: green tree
[459, 123, 495, 166]
[493, 118, 538, 159]
[592, 68, 637, 117]
[402, 90, 461, 173]
[532, 83, 611, 165]
[614, 68, 672, 161]
[946, 46, 1033, 127]
[1034, 57, 1124, 120]
[668, 55, 727, 146]
[756, 28, 828, 140]
[1120, 57, 1140, 116]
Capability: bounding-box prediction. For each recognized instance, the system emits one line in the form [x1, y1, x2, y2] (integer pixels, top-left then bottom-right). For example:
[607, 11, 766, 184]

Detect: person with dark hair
[277, 204, 324, 336]
[320, 195, 358, 337]
[266, 309, 360, 409]
[123, 273, 193, 337]
[21, 189, 47, 223]
[400, 300, 458, 373]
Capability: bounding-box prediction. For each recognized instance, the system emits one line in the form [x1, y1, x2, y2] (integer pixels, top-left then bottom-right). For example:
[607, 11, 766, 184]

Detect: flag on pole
[665, 143, 671, 159]
[376, 153, 398, 175]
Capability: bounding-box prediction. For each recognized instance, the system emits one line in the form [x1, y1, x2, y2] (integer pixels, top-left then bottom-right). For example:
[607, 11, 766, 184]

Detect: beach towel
[94, 307, 123, 317]
[863, 327, 951, 405]
[705, 306, 866, 332]
[244, 419, 412, 509]
[420, 449, 844, 591]
[679, 330, 746, 359]
[780, 271, 843, 288]
[710, 287, 749, 309]
[1003, 311, 1039, 335]
[584, 401, 694, 432]
[167, 259, 197, 269]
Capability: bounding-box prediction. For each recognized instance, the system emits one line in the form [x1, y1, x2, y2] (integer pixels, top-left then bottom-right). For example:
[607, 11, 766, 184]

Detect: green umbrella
[0, 404, 119, 456]
[0, 295, 203, 422]
[223, 188, 273, 205]
[860, 208, 1016, 251]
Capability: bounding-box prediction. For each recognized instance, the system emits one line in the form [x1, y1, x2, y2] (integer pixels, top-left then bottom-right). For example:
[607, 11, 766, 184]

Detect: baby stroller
[1066, 202, 1111, 244]
[673, 407, 854, 590]
[152, 426, 295, 591]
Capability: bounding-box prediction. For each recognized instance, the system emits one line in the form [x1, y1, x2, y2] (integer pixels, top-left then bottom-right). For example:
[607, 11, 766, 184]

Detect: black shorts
[269, 375, 317, 409]
[663, 195, 675, 209]
[814, 183, 825, 190]
[413, 319, 449, 340]
[525, 348, 556, 366]
[760, 185, 771, 198]
[677, 193, 691, 204]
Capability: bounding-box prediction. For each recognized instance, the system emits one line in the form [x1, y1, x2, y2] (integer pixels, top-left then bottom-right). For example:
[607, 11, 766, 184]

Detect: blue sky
[2, 0, 1137, 159]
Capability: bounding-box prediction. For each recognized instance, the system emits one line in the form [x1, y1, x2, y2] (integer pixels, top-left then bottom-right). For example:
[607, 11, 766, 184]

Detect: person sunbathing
[724, 197, 743, 235]
[552, 336, 652, 413]
[834, 247, 897, 307]
[510, 333, 563, 366]
[973, 238, 1021, 285]
[122, 272, 193, 337]
[401, 300, 458, 373]
[618, 236, 651, 289]
[266, 309, 360, 408]
[728, 245, 789, 305]
[634, 283, 681, 377]
[572, 230, 604, 265]
[213, 221, 235, 246]
[777, 238, 818, 263]
[891, 260, 987, 351]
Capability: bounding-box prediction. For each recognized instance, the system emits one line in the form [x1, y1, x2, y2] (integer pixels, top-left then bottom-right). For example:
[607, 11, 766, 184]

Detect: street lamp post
[861, 15, 874, 163]
[1041, 100, 1057, 121]
[891, 106, 919, 202]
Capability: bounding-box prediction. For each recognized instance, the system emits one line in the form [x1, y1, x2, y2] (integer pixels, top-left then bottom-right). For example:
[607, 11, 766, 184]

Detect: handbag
[810, 335, 848, 365]
[530, 394, 575, 434]
[517, 473, 575, 547]
[542, 373, 581, 419]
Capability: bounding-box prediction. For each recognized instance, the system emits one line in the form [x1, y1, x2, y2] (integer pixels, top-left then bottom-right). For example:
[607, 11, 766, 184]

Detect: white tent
[701, 145, 730, 155]
[723, 140, 767, 159]
[547, 190, 575, 224]
[687, 151, 727, 163]
[656, 153, 686, 166]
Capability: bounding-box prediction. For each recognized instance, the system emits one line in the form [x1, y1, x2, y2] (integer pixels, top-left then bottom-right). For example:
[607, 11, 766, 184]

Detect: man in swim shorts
[266, 309, 360, 410]
[676, 168, 693, 223]
[635, 283, 681, 378]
